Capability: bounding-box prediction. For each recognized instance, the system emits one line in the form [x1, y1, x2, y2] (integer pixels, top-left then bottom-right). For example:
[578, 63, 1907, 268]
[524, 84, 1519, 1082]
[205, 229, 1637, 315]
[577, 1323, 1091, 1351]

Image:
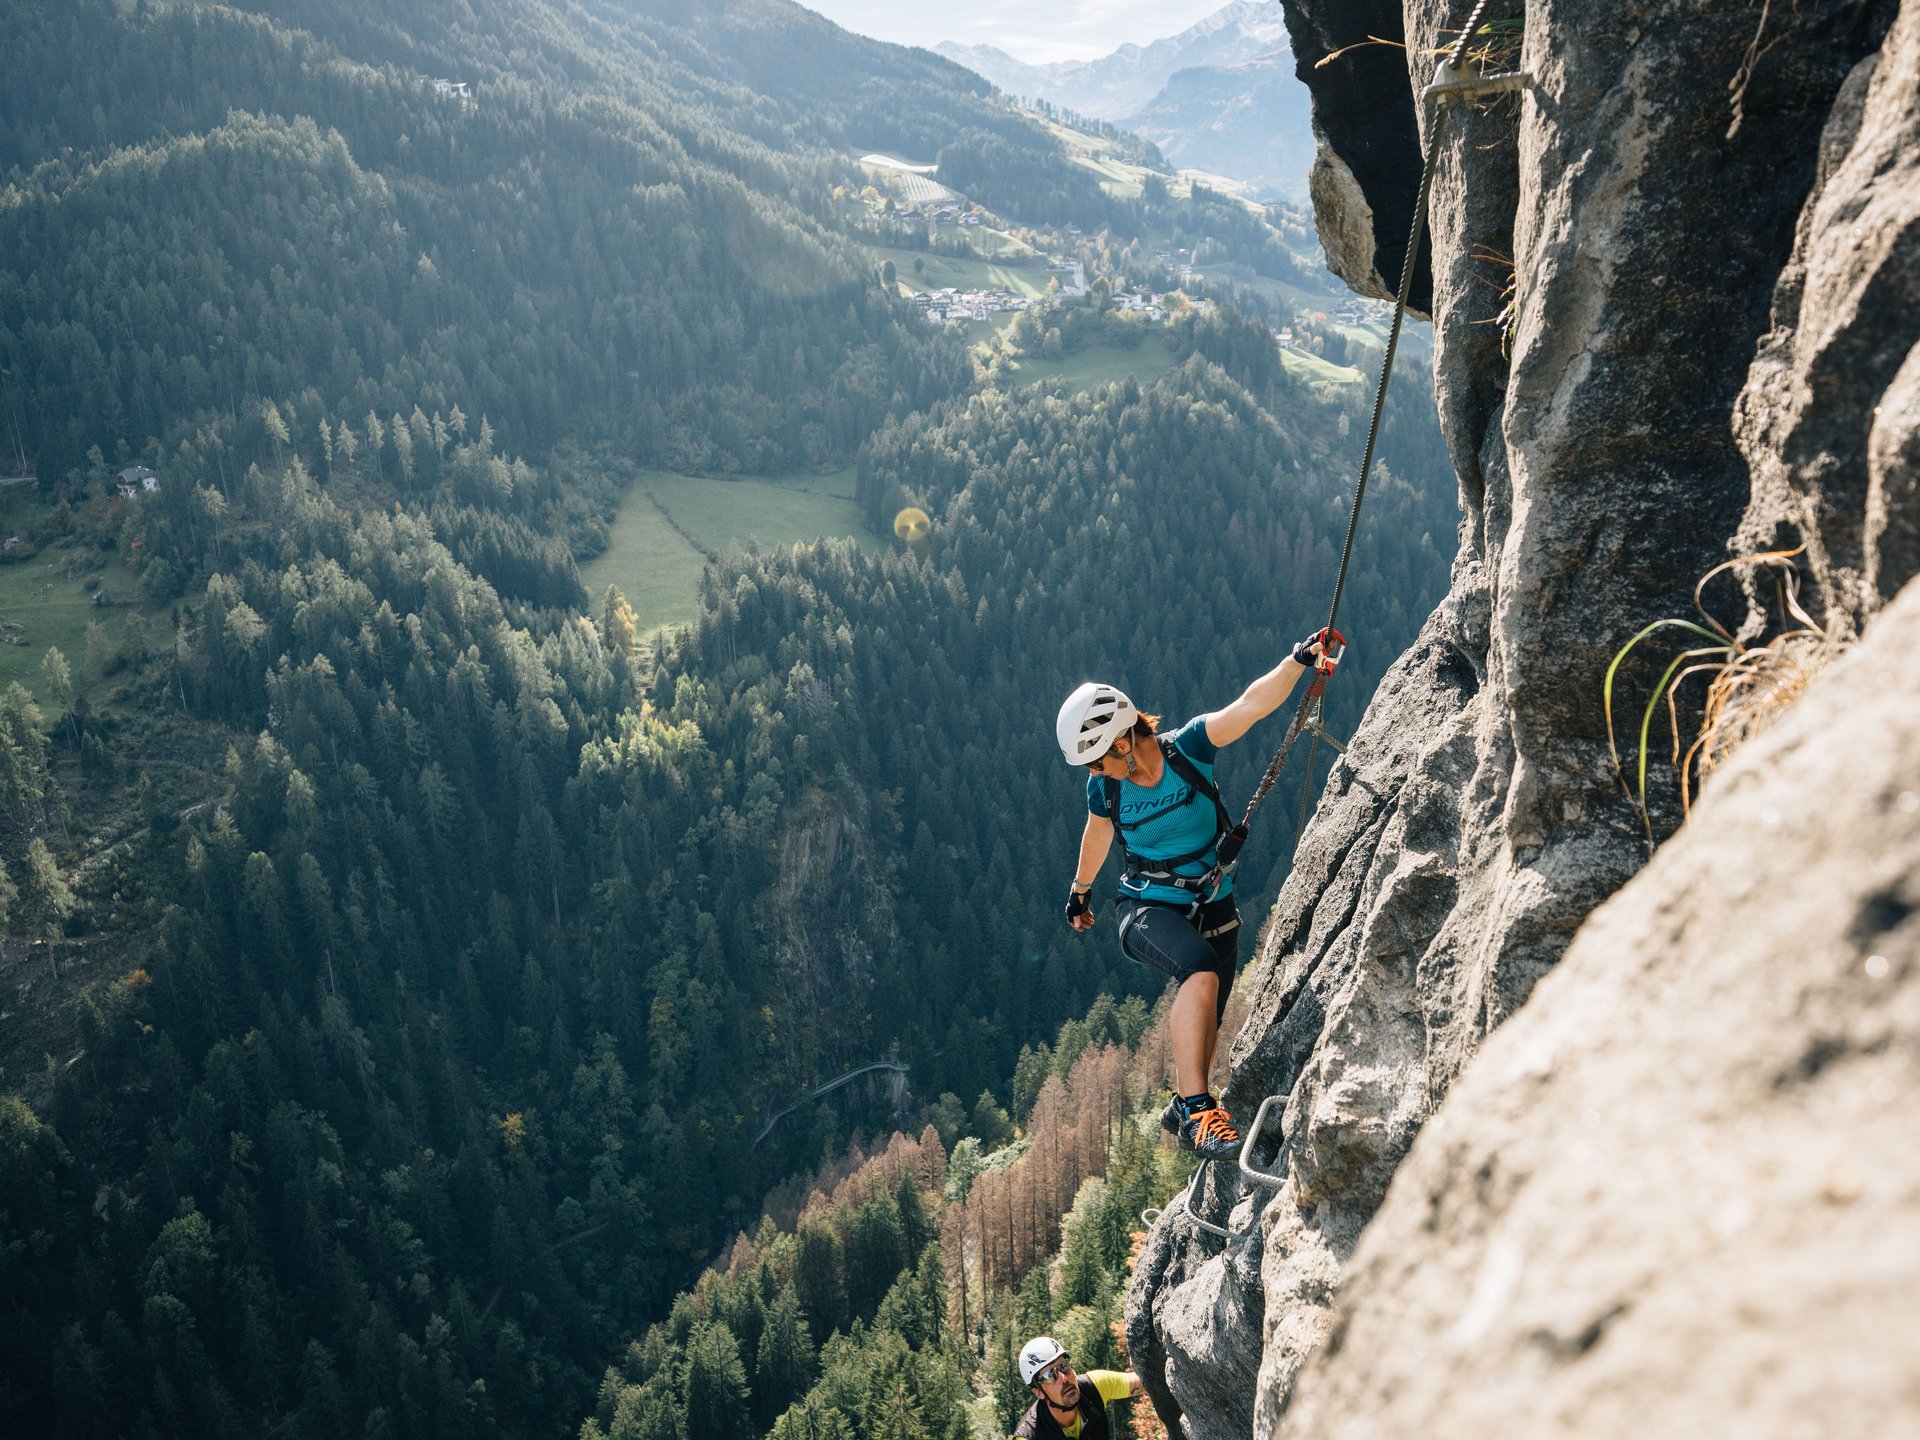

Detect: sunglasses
[1036, 1359, 1073, 1386]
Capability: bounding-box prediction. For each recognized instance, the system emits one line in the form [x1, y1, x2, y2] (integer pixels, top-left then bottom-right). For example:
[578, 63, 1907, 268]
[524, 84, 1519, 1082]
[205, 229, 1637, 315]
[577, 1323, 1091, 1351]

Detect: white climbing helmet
[1019, 1335, 1069, 1387]
[1056, 681, 1137, 766]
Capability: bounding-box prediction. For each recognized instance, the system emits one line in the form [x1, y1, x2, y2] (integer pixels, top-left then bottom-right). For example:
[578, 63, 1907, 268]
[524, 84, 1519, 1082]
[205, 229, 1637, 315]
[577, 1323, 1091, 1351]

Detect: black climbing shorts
[1114, 894, 1241, 1019]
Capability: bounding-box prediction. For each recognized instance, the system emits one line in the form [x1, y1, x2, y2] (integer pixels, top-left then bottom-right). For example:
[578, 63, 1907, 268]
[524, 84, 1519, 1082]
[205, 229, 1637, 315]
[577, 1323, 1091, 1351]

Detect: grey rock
[1870, 341, 1920, 598]
[1280, 571, 1920, 1439]
[1275, 0, 1429, 313]
[1735, 3, 1920, 632]
[1306, 132, 1394, 303]
[1126, 2, 1911, 1436]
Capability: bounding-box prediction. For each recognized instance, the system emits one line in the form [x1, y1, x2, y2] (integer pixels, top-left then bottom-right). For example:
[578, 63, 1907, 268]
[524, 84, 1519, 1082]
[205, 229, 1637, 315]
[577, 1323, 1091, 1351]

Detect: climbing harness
[1150, 0, 1532, 1240]
[1104, 739, 1236, 905]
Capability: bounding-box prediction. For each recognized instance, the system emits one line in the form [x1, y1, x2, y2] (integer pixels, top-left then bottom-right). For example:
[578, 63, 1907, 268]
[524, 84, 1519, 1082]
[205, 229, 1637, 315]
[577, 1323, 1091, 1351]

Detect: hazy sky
[800, 0, 1232, 64]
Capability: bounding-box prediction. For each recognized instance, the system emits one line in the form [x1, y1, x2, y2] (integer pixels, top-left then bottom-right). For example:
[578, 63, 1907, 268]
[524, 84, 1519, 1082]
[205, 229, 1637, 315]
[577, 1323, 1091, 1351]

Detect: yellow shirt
[1017, 1371, 1133, 1439]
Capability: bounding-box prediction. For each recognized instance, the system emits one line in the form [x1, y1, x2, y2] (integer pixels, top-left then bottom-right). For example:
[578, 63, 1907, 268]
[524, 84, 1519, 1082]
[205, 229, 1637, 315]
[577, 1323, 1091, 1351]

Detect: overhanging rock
[1126, 1, 1912, 1435]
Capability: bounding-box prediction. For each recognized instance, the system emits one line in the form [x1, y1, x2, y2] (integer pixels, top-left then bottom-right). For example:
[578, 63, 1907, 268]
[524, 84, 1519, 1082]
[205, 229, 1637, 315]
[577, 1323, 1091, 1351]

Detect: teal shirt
[1086, 717, 1232, 904]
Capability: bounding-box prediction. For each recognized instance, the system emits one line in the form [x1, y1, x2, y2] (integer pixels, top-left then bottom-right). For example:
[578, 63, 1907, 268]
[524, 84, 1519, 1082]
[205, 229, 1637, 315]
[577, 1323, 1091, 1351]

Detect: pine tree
[752, 1289, 815, 1429]
[16, 838, 74, 980]
[40, 647, 75, 747]
[681, 1322, 749, 1440]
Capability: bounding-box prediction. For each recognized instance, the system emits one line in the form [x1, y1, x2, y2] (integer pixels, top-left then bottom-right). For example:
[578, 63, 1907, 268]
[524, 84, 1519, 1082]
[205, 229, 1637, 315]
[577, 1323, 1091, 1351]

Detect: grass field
[1036, 119, 1268, 211]
[1187, 263, 1362, 317]
[869, 246, 1054, 298]
[582, 469, 876, 632]
[1041, 120, 1157, 199]
[1281, 348, 1366, 386]
[580, 491, 709, 631]
[961, 227, 1044, 261]
[997, 333, 1182, 392]
[0, 543, 143, 711]
[0, 487, 157, 711]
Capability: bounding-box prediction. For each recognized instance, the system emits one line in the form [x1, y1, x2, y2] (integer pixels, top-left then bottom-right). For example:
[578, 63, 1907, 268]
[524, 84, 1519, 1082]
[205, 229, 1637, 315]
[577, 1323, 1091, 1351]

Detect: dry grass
[1312, 36, 1405, 70]
[1467, 245, 1518, 355]
[1686, 626, 1825, 789]
[1606, 549, 1838, 848]
[1456, 16, 1525, 75]
[1313, 16, 1522, 73]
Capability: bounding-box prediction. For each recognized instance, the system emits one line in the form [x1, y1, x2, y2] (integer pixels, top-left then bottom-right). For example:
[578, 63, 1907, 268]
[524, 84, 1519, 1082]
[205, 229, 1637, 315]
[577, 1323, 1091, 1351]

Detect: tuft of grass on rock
[1606, 549, 1838, 849]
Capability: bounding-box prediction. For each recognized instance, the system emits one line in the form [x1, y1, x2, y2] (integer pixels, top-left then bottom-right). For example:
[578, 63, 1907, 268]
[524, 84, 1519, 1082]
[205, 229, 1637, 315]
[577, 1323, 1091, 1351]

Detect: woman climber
[1056, 629, 1342, 1158]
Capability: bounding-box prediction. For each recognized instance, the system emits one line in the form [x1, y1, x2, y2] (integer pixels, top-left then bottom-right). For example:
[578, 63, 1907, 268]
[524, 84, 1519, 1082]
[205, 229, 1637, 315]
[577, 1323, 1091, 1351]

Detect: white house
[116, 465, 158, 499]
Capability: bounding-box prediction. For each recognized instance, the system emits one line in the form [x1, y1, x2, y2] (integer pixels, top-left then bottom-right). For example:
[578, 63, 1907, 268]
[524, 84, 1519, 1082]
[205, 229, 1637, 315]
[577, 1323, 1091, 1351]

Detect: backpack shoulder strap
[1160, 739, 1232, 838]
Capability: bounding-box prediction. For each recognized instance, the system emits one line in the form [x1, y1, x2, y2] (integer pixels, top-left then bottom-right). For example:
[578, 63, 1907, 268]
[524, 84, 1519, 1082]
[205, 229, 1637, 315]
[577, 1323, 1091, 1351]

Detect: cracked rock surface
[1126, 1, 1915, 1435]
[1281, 572, 1920, 1438]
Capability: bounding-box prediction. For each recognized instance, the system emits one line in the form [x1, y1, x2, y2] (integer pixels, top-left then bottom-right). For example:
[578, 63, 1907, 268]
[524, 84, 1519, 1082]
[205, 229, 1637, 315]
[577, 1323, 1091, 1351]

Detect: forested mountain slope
[1124, 52, 1315, 202]
[0, 0, 996, 480]
[0, 3, 1460, 1438]
[579, 996, 1190, 1440]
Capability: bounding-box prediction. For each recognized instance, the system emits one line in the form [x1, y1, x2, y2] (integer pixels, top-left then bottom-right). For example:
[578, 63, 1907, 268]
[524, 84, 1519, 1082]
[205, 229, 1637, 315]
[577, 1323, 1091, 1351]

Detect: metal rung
[1422, 63, 1533, 106]
[1142, 1160, 1232, 1239]
[1307, 719, 1346, 755]
[1238, 1094, 1290, 1190]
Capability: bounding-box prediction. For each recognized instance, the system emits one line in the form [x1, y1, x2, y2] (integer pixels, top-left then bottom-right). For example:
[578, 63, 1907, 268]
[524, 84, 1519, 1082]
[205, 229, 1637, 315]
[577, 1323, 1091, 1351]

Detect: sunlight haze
[800, 0, 1234, 62]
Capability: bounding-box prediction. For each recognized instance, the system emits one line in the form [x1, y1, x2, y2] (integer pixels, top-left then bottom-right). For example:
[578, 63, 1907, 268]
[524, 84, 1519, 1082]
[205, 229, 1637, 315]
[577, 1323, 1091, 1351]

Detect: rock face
[1734, 13, 1920, 633]
[1126, 1, 1918, 1436]
[1281, 573, 1920, 1438]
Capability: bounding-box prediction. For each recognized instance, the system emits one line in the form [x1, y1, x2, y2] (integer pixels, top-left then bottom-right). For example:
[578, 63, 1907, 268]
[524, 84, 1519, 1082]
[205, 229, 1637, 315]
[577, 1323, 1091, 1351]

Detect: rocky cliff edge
[1125, 1, 1920, 1434]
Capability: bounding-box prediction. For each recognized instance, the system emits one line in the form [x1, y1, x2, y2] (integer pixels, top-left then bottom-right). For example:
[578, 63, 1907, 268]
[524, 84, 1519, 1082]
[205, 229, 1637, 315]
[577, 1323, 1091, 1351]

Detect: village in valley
[844, 140, 1386, 387]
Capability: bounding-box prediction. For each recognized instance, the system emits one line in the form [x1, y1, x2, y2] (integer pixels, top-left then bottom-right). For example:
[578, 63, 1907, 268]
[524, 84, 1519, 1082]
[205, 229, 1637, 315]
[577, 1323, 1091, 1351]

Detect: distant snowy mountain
[1125, 50, 1313, 202]
[934, 0, 1288, 120]
[934, 2, 1311, 200]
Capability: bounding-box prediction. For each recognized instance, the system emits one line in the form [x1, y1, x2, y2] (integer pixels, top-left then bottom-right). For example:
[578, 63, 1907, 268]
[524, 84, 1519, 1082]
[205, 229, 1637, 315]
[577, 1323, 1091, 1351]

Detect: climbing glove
[1293, 626, 1346, 670]
[1064, 884, 1094, 927]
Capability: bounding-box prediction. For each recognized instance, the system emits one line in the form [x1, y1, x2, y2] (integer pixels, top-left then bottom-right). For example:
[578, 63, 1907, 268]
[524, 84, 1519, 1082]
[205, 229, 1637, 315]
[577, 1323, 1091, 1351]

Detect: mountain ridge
[934, 0, 1289, 120]
[1126, 49, 1313, 201]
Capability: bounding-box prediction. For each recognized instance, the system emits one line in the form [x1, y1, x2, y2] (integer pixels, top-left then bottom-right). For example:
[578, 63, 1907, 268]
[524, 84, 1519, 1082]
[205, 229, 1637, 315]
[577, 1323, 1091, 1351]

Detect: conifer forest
[0, 2, 1460, 1436]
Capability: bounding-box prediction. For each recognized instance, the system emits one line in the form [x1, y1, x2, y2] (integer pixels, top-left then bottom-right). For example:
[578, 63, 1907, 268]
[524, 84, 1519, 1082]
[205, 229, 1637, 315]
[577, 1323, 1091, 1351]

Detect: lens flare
[893, 506, 931, 544]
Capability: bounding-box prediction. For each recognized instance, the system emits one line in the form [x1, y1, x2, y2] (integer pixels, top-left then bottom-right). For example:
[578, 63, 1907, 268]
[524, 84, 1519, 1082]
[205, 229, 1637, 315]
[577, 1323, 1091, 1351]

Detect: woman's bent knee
[1117, 902, 1214, 983]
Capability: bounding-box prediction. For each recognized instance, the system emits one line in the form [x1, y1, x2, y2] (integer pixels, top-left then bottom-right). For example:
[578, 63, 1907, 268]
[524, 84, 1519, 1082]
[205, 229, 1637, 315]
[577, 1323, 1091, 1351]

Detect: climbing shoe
[1179, 1105, 1243, 1160]
[1160, 1098, 1181, 1137]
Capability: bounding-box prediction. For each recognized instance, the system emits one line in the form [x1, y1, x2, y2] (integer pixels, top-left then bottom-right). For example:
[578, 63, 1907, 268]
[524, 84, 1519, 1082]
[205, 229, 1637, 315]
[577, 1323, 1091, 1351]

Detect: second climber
[1056, 629, 1342, 1158]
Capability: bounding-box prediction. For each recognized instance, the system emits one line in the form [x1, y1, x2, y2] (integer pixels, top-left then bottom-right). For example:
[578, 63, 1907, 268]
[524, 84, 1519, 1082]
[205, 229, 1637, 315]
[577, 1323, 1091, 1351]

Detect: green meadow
[582, 469, 877, 631]
[996, 332, 1182, 392]
[870, 246, 1054, 298]
[0, 486, 157, 712]
[1280, 347, 1367, 387]
[0, 543, 144, 711]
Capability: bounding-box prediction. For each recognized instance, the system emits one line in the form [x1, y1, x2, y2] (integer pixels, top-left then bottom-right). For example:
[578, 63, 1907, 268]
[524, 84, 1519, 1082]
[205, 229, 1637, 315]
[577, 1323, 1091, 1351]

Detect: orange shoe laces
[1192, 1108, 1240, 1146]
